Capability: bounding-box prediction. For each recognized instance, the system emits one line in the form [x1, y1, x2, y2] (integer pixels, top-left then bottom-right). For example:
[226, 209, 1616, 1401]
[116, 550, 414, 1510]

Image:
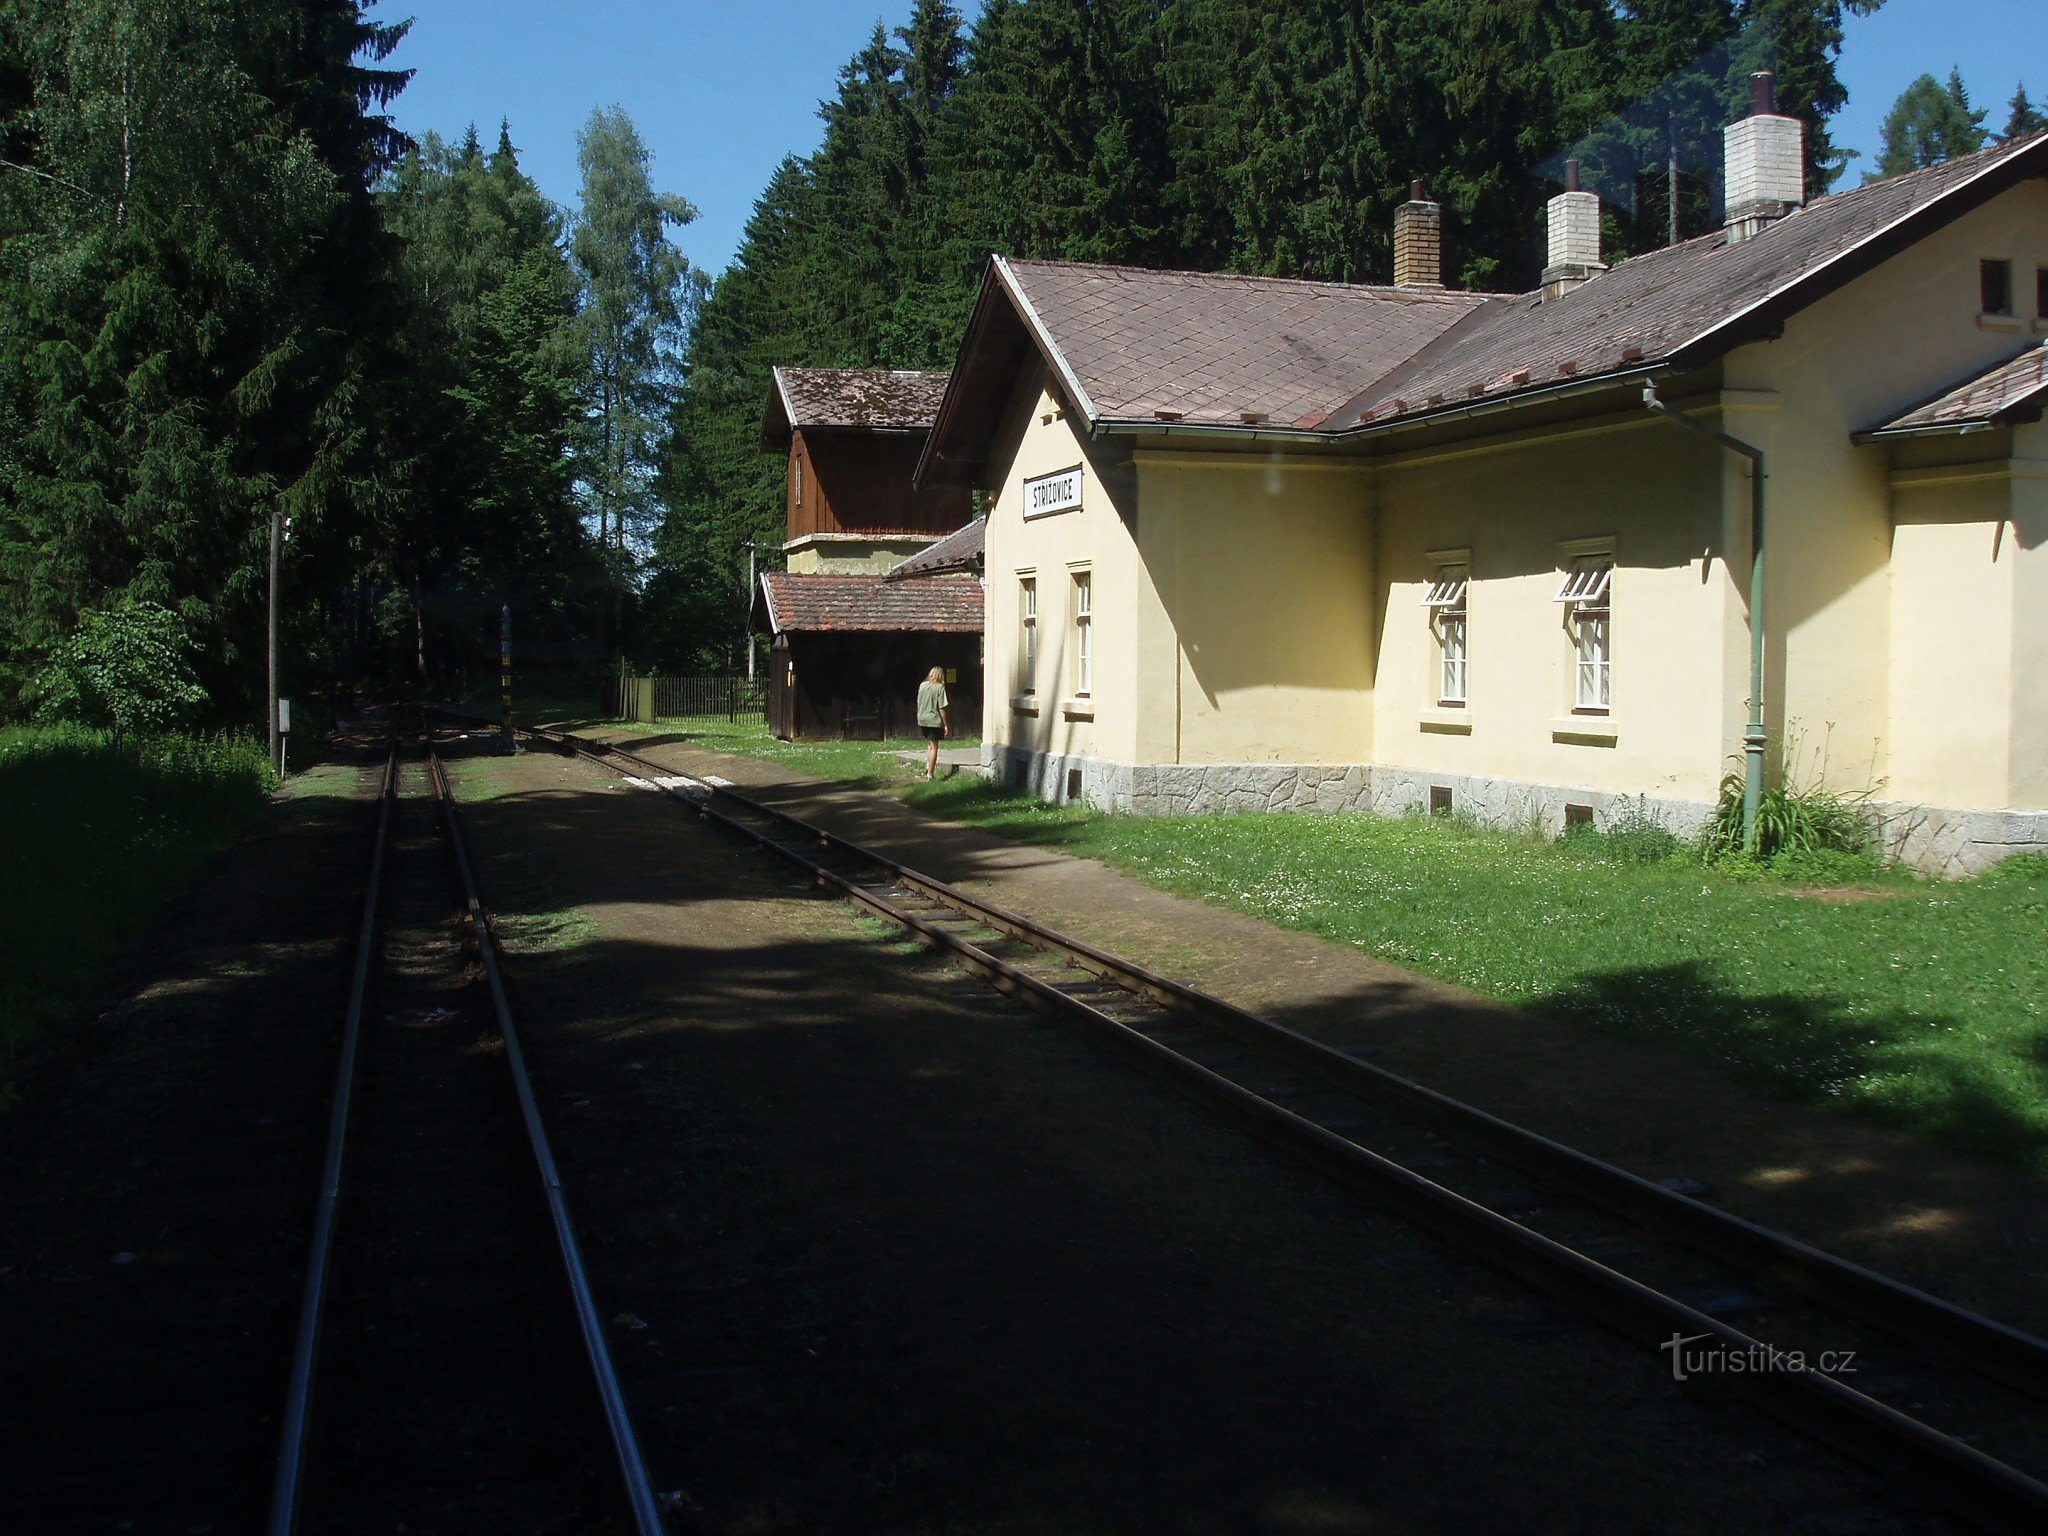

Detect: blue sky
[381, 0, 2042, 280]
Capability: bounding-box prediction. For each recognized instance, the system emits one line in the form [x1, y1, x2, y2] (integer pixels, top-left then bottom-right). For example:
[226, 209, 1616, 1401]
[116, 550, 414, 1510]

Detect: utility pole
[1667, 111, 1680, 247]
[267, 506, 282, 773]
[744, 539, 759, 683]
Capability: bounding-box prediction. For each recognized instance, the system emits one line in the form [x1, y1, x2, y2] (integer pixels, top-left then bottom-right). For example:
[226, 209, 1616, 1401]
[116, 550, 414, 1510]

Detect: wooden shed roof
[762, 367, 953, 451]
[757, 570, 984, 635]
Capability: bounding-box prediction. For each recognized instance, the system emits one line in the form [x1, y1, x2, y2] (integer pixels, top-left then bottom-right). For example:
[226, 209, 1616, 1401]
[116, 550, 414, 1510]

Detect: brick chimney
[1393, 181, 1443, 290]
[1542, 159, 1604, 300]
[1724, 70, 1804, 243]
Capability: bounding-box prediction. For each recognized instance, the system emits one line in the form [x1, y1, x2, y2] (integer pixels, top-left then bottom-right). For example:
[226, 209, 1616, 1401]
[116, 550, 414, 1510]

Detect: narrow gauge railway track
[267, 734, 664, 1535]
[474, 713, 2048, 1535]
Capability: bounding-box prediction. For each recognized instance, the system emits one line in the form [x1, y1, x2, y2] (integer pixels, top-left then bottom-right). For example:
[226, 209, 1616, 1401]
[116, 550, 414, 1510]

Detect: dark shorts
[921, 725, 944, 741]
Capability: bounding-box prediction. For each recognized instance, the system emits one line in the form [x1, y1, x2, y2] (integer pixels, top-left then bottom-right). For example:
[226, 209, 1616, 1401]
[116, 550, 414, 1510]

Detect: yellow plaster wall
[971, 178, 2048, 819]
[784, 535, 938, 575]
[2008, 422, 2048, 807]
[981, 369, 1142, 764]
[1886, 466, 2016, 808]
[1724, 178, 2048, 798]
[1368, 414, 1732, 801]
[1133, 454, 1375, 764]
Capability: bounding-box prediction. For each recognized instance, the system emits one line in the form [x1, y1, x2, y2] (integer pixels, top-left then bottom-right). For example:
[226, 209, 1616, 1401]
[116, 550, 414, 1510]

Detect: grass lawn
[0, 725, 274, 1100]
[541, 710, 964, 787]
[897, 778, 2048, 1175]
[533, 711, 2048, 1174]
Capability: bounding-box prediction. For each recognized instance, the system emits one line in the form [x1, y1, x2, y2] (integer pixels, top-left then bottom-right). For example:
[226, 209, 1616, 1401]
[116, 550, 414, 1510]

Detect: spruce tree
[0, 0, 411, 713]
[376, 123, 593, 684]
[2003, 83, 2047, 142]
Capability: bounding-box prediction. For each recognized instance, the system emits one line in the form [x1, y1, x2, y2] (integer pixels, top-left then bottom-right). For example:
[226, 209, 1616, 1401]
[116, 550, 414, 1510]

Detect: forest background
[2, 0, 2038, 724]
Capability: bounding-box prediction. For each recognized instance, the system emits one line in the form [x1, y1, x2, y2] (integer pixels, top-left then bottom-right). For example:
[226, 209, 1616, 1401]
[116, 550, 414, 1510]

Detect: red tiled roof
[763, 367, 951, 450]
[884, 517, 985, 580]
[758, 571, 983, 635]
[1856, 345, 2048, 439]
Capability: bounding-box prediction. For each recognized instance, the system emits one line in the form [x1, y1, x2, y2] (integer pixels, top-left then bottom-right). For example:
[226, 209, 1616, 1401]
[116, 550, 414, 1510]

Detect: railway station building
[916, 92, 2048, 875]
[756, 368, 984, 739]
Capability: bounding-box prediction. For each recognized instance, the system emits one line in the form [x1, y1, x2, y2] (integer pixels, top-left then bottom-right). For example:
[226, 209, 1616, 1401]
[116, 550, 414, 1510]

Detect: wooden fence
[604, 672, 766, 726]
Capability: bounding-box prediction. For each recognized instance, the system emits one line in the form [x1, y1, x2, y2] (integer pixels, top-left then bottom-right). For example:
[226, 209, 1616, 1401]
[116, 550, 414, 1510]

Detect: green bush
[33, 601, 210, 740]
[1600, 799, 1684, 864]
[1699, 771, 1876, 863]
[1556, 799, 1682, 865]
[0, 725, 273, 1099]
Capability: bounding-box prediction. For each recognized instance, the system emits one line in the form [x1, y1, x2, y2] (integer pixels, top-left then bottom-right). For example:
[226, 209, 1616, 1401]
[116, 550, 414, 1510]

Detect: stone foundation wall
[1872, 802, 2048, 880]
[983, 745, 2048, 876]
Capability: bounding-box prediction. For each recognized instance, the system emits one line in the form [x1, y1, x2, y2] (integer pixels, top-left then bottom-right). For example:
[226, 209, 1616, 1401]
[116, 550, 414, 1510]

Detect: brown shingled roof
[762, 367, 951, 450]
[758, 571, 983, 635]
[1331, 134, 2048, 429]
[885, 517, 985, 580]
[918, 129, 2048, 484]
[1002, 258, 1489, 429]
[1856, 345, 2048, 439]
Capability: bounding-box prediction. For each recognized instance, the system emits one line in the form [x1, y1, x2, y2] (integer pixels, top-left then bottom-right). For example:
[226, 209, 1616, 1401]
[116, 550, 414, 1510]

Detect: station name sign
[1023, 466, 1083, 520]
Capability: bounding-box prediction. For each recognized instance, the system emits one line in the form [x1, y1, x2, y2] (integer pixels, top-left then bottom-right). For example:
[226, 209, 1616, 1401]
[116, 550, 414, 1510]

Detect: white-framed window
[793, 450, 803, 507]
[1556, 552, 1612, 712]
[1072, 569, 1093, 696]
[1018, 576, 1038, 693]
[1421, 563, 1468, 705]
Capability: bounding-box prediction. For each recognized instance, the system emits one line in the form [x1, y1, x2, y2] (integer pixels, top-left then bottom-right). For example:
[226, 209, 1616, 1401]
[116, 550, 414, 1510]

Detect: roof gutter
[1643, 382, 1767, 850]
[1850, 419, 2003, 445]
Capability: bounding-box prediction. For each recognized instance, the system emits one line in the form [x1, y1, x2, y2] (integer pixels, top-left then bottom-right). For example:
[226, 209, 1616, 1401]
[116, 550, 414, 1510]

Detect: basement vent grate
[1429, 786, 1454, 816]
[1067, 767, 1083, 803]
[1564, 803, 1595, 830]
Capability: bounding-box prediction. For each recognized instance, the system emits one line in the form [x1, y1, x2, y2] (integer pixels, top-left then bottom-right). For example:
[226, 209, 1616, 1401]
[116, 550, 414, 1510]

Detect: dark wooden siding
[771, 631, 982, 741]
[787, 428, 973, 541]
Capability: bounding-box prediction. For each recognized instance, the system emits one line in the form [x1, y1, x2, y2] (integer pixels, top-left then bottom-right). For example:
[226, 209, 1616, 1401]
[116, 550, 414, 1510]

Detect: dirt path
[0, 749, 381, 1534]
[449, 739, 1931, 1535]
[564, 725, 2048, 1338]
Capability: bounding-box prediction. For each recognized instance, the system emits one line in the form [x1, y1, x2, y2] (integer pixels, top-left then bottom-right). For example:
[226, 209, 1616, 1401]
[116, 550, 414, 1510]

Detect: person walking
[916, 665, 950, 778]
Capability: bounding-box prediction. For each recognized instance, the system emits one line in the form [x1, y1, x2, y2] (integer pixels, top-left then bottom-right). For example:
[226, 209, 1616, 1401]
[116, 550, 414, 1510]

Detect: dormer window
[1981, 259, 2012, 317]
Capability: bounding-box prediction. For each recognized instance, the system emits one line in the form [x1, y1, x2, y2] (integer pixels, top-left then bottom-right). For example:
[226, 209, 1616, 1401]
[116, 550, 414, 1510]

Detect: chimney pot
[1564, 159, 1581, 193]
[1393, 182, 1444, 290]
[1750, 69, 1775, 117]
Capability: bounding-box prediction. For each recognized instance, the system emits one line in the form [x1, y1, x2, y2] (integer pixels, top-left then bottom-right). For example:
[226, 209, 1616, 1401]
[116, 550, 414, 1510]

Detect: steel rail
[546, 729, 2048, 1373]
[472, 717, 2048, 1534]
[425, 749, 667, 1536]
[267, 746, 397, 1536]
[573, 728, 2048, 1403]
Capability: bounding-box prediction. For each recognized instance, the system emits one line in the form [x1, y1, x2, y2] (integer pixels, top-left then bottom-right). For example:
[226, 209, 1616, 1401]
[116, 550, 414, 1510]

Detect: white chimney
[1542, 160, 1604, 300]
[1724, 70, 1804, 243]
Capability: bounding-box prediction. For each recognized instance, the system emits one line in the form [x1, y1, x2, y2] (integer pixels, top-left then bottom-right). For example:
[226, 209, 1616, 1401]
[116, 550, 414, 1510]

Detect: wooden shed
[757, 571, 983, 740]
[753, 367, 984, 739]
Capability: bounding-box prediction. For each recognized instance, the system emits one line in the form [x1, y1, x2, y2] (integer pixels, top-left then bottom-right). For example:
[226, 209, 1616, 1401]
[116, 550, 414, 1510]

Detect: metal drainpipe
[1643, 383, 1767, 849]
